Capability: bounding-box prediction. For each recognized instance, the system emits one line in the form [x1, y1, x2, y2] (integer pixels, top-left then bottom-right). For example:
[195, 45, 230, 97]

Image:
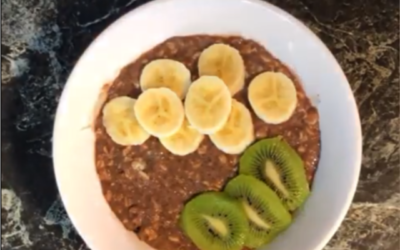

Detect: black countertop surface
[1, 0, 399, 249]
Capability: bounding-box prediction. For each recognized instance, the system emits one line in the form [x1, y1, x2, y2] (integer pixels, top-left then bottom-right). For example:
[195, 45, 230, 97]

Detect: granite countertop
[1, 0, 399, 249]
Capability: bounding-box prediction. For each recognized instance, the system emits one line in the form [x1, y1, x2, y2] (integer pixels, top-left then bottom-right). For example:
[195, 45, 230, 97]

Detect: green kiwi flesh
[224, 175, 292, 248]
[239, 136, 310, 211]
[180, 192, 249, 250]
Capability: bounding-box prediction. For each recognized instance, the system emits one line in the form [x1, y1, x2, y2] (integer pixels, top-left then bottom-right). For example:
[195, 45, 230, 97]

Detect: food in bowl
[93, 35, 320, 250]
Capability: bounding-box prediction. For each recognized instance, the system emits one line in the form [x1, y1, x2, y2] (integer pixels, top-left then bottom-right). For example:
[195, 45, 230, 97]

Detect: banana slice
[160, 118, 204, 156]
[140, 59, 191, 99]
[134, 88, 184, 137]
[198, 43, 245, 96]
[210, 99, 254, 154]
[134, 87, 185, 137]
[184, 76, 232, 134]
[102, 96, 150, 146]
[248, 72, 297, 124]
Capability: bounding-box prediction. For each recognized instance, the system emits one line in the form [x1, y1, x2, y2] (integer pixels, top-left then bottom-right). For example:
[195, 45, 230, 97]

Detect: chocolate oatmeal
[94, 35, 320, 250]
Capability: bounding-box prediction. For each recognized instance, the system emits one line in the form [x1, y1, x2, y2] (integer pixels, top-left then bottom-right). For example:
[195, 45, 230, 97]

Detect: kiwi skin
[179, 191, 249, 250]
[239, 136, 310, 211]
[224, 175, 292, 248]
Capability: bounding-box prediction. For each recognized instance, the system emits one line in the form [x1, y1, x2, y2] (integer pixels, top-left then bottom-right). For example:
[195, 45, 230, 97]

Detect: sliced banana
[134, 88, 184, 137]
[102, 96, 150, 146]
[210, 99, 254, 154]
[248, 72, 297, 124]
[198, 43, 245, 96]
[160, 118, 204, 156]
[140, 59, 191, 99]
[184, 76, 232, 134]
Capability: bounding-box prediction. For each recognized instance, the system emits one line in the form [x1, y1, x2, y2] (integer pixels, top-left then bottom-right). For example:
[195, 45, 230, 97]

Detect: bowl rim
[52, 0, 362, 249]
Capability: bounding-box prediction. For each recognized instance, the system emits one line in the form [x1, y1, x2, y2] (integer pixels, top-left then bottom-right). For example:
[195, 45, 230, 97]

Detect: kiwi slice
[239, 136, 310, 211]
[224, 175, 292, 248]
[180, 192, 249, 250]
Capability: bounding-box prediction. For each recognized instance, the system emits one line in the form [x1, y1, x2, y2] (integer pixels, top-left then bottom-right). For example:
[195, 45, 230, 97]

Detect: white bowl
[52, 0, 362, 249]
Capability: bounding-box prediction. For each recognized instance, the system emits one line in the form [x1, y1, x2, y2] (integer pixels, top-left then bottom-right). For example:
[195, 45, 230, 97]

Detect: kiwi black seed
[179, 192, 249, 250]
[239, 136, 310, 211]
[224, 175, 292, 248]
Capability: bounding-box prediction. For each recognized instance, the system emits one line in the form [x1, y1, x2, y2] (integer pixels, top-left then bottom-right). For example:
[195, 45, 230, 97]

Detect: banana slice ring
[210, 99, 254, 154]
[184, 76, 232, 134]
[102, 96, 150, 146]
[198, 43, 245, 96]
[140, 59, 191, 99]
[160, 118, 204, 156]
[134, 88, 185, 137]
[248, 72, 297, 124]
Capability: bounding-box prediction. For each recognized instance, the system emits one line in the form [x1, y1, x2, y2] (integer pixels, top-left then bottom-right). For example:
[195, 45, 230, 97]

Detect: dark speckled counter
[1, 0, 399, 249]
